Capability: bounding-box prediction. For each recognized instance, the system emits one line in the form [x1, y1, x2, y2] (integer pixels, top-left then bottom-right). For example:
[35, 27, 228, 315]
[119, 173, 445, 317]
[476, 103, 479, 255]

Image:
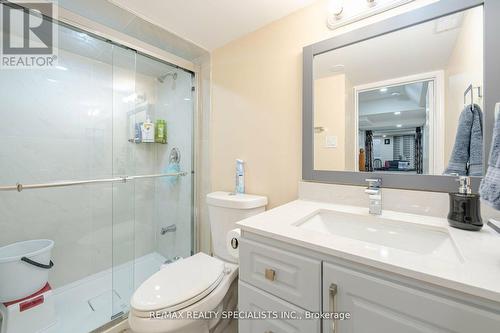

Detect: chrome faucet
[365, 178, 382, 215]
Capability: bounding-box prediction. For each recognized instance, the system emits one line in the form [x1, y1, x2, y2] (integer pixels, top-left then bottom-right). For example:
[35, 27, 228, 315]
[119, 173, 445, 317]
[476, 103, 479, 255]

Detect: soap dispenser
[447, 176, 483, 231]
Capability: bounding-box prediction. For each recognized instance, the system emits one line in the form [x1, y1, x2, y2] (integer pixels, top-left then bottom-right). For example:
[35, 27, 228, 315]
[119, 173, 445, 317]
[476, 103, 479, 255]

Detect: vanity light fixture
[328, 0, 344, 16]
[327, 0, 344, 26]
[379, 87, 388, 93]
[327, 0, 415, 30]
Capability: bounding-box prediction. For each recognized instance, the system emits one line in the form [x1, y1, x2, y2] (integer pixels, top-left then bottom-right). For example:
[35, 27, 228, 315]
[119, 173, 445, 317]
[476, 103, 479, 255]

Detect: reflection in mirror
[313, 6, 483, 176]
[358, 81, 432, 174]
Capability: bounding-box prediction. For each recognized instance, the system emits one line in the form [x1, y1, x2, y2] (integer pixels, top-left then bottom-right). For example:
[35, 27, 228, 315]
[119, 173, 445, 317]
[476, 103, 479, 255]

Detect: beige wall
[344, 76, 355, 171]
[444, 6, 484, 167]
[210, 0, 437, 219]
[314, 74, 346, 170]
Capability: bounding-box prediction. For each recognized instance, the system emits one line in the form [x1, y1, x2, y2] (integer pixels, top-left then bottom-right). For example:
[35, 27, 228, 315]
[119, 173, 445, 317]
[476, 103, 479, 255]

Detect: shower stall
[0, 7, 195, 333]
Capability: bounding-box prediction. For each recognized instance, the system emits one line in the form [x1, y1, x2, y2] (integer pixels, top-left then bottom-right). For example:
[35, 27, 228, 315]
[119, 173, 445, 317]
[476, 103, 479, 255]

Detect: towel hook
[464, 84, 482, 111]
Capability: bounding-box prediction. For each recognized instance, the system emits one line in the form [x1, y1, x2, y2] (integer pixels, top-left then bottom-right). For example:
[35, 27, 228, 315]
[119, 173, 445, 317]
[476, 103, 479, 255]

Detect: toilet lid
[131, 253, 225, 313]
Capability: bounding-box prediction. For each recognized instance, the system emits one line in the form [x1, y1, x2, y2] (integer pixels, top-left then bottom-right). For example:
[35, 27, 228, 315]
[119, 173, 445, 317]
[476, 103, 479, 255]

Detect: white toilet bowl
[129, 192, 267, 333]
[129, 253, 238, 333]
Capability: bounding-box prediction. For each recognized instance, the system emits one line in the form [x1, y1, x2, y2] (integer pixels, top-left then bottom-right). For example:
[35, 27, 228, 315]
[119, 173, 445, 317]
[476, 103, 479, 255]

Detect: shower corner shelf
[127, 139, 167, 145]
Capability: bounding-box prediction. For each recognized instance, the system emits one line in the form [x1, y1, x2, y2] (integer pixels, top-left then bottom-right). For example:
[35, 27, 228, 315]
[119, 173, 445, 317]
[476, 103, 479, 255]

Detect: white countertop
[237, 199, 500, 303]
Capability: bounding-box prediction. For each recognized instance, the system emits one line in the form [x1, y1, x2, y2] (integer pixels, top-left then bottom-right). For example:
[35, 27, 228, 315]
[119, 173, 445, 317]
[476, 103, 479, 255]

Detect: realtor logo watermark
[1, 1, 58, 68]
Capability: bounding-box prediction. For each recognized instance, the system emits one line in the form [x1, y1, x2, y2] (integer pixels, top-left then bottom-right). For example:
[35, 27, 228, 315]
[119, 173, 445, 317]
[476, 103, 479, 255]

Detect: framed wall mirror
[303, 0, 500, 192]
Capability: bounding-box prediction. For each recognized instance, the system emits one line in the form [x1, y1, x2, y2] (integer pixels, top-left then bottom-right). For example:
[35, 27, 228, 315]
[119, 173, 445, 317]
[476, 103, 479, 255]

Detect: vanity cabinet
[323, 262, 500, 333]
[239, 235, 500, 333]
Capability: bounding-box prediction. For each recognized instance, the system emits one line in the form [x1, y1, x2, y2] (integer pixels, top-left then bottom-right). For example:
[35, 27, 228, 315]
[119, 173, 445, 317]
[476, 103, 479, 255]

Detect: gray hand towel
[444, 104, 483, 176]
[469, 105, 483, 176]
[479, 112, 500, 210]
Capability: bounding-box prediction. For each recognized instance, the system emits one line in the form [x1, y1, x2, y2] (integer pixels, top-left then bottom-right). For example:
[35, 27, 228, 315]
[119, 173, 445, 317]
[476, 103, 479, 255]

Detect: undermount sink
[295, 209, 463, 263]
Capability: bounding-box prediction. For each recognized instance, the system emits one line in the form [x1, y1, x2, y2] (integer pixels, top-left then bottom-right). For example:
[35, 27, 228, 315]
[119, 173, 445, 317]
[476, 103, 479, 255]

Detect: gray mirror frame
[303, 0, 500, 192]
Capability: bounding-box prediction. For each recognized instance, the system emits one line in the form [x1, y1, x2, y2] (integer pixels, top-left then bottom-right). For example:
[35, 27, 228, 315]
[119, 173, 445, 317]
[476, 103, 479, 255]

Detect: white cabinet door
[239, 281, 320, 333]
[323, 262, 500, 333]
[239, 238, 321, 311]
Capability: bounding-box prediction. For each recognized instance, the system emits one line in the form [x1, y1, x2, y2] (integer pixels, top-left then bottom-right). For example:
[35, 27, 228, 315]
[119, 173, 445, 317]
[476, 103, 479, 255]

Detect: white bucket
[0, 239, 54, 303]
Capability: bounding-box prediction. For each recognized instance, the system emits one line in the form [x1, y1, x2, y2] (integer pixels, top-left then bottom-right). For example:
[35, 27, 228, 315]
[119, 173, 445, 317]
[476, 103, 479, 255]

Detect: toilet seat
[129, 259, 238, 333]
[131, 253, 226, 318]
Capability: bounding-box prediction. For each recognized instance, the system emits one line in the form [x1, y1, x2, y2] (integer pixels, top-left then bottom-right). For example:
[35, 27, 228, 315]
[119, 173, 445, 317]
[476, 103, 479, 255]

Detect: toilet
[129, 191, 267, 333]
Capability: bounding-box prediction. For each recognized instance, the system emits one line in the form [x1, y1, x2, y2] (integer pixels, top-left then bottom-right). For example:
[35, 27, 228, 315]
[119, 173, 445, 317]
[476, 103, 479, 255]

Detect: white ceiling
[314, 10, 470, 85]
[108, 0, 316, 51]
[359, 82, 429, 132]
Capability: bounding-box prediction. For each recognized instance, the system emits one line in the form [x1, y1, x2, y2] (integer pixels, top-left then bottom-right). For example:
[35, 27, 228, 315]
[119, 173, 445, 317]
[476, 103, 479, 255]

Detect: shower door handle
[329, 283, 338, 333]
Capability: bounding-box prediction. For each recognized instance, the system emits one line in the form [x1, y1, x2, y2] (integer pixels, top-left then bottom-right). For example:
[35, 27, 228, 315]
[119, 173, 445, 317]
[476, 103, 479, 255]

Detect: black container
[447, 193, 483, 231]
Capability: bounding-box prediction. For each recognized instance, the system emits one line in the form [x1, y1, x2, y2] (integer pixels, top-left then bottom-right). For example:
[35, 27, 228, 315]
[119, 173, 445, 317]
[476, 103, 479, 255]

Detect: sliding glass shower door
[110, 45, 138, 318]
[109, 45, 196, 318]
[0, 4, 195, 331]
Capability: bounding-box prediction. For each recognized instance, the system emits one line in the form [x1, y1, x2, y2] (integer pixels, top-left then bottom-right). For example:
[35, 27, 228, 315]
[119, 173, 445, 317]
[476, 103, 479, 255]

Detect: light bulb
[327, 0, 344, 17]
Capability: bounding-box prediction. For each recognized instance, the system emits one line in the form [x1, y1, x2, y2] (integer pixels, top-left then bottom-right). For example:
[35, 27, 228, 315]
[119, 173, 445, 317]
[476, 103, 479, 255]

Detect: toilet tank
[207, 192, 267, 263]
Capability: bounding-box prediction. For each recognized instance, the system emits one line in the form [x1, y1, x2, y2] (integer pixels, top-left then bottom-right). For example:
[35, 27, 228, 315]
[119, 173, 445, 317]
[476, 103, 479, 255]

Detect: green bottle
[155, 119, 167, 144]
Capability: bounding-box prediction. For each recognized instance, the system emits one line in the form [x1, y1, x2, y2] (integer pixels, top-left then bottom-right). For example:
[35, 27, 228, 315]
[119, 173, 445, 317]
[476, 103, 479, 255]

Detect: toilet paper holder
[230, 237, 239, 249]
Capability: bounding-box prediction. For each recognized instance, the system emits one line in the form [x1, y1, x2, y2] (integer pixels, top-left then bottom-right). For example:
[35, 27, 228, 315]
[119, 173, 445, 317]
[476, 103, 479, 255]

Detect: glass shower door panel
[109, 34, 196, 321]
[155, 67, 195, 261]
[134, 53, 195, 264]
[111, 45, 137, 318]
[0, 11, 115, 332]
[0, 4, 195, 330]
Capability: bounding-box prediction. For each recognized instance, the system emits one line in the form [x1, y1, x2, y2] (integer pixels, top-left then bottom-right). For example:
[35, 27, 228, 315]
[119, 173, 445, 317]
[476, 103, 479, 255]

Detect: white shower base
[0, 252, 166, 333]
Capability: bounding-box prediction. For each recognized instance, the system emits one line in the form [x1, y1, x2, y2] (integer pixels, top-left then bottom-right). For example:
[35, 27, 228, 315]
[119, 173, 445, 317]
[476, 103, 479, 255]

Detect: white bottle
[141, 117, 155, 143]
[235, 159, 245, 194]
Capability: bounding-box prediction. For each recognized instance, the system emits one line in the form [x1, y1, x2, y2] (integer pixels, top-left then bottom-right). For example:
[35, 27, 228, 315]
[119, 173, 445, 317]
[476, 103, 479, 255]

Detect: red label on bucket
[19, 295, 44, 312]
[3, 283, 51, 308]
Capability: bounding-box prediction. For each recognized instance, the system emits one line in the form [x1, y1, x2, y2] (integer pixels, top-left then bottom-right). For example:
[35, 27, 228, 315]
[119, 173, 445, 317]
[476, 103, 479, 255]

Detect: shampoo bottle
[155, 119, 167, 144]
[141, 117, 155, 143]
[134, 122, 142, 143]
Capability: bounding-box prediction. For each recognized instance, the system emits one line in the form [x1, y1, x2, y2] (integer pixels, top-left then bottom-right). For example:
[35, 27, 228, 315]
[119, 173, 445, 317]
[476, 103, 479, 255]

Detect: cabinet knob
[265, 268, 276, 281]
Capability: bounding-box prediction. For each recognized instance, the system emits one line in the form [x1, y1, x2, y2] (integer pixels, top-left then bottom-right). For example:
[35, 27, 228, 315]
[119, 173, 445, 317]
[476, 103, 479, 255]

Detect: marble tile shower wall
[0, 45, 194, 288]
